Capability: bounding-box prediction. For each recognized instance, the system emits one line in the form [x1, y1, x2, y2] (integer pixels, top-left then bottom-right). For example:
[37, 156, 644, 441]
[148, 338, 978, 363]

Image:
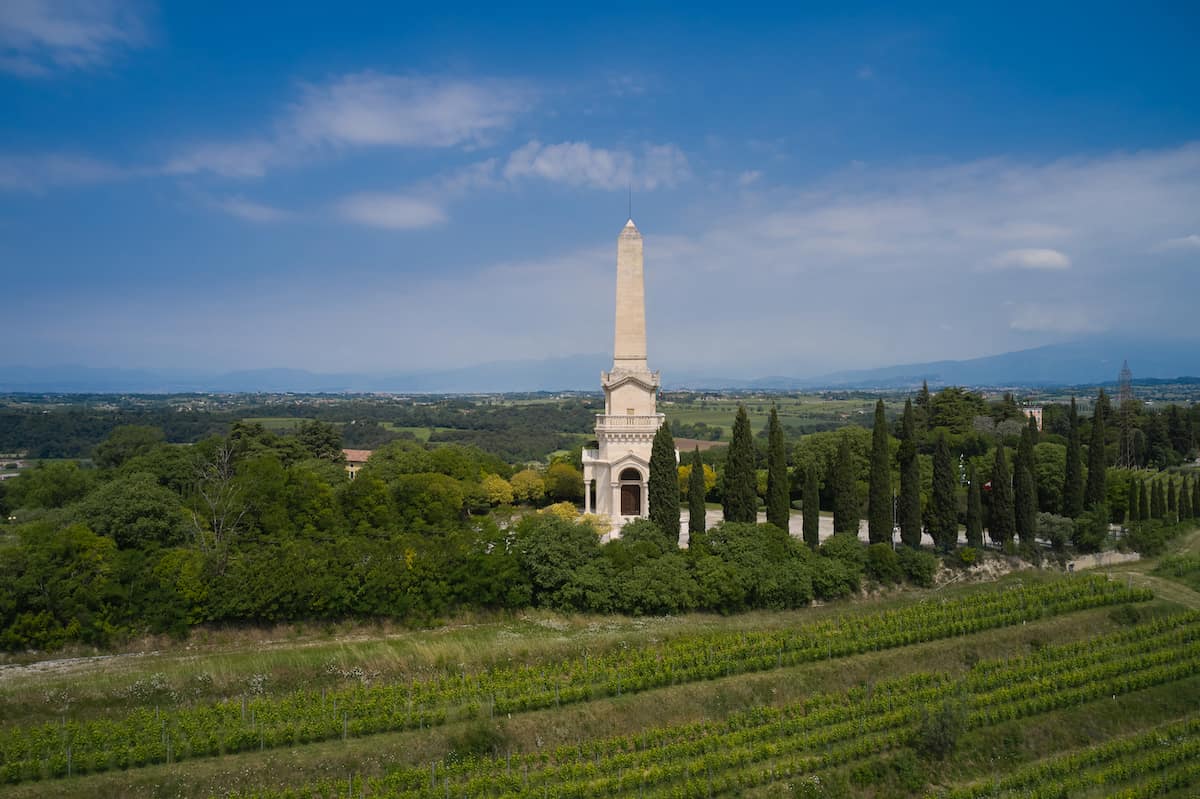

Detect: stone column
[584, 480, 592, 514]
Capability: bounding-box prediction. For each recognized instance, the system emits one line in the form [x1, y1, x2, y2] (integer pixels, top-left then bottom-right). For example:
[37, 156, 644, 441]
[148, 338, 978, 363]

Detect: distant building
[342, 449, 372, 479]
[1022, 405, 1043, 431]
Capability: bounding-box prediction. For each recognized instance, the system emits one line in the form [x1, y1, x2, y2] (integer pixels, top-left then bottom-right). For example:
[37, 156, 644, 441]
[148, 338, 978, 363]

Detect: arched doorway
[619, 467, 642, 515]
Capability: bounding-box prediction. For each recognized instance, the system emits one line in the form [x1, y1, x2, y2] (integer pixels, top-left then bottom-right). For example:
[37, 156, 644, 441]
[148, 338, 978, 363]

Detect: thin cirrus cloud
[336, 193, 447, 230]
[164, 73, 533, 179]
[0, 152, 131, 190]
[0, 0, 149, 77]
[504, 140, 690, 190]
[987, 248, 1072, 270]
[1152, 234, 1200, 252]
[214, 196, 292, 223]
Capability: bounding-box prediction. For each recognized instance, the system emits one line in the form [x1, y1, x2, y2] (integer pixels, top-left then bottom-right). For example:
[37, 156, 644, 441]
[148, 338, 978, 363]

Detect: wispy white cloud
[504, 140, 689, 190]
[737, 169, 763, 186]
[1152, 234, 1200, 252]
[988, 248, 1072, 270]
[0, 152, 129, 190]
[214, 196, 292, 223]
[336, 193, 446, 230]
[166, 74, 532, 179]
[0, 0, 149, 77]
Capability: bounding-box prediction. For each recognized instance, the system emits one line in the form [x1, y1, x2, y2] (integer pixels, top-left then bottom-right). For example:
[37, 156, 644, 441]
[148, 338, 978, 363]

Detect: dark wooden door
[620, 484, 641, 515]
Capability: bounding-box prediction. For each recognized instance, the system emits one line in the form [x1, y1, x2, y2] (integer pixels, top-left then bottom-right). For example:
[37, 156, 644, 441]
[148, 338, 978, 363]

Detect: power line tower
[1117, 360, 1138, 468]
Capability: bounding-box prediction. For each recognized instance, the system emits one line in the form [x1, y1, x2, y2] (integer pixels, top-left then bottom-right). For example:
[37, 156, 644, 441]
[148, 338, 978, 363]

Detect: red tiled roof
[342, 449, 373, 464]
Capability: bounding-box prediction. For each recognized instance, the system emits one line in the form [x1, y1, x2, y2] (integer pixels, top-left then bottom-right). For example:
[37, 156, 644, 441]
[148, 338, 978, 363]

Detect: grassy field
[2, 539, 1199, 798]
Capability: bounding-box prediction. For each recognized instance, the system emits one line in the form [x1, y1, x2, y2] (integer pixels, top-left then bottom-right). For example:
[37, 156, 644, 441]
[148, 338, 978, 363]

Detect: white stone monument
[582, 218, 667, 527]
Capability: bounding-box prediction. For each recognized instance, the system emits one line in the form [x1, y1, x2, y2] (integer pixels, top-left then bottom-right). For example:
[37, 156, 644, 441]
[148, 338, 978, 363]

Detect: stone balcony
[594, 414, 664, 434]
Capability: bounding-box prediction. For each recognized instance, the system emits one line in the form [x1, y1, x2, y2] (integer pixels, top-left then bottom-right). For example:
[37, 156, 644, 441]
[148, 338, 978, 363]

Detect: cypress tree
[868, 399, 892, 544]
[1084, 392, 1107, 510]
[1141, 479, 1151, 522]
[765, 406, 790, 531]
[1193, 477, 1200, 522]
[1167, 478, 1177, 518]
[1151, 481, 1164, 520]
[1062, 397, 1084, 518]
[916, 380, 933, 430]
[1014, 425, 1038, 547]
[898, 399, 923, 548]
[1179, 477, 1193, 521]
[648, 421, 680, 543]
[1027, 412, 1040, 443]
[1137, 479, 1149, 522]
[989, 445, 1015, 547]
[722, 405, 758, 523]
[832, 433, 859, 534]
[966, 462, 984, 548]
[803, 464, 820, 550]
[929, 433, 958, 552]
[688, 447, 706, 536]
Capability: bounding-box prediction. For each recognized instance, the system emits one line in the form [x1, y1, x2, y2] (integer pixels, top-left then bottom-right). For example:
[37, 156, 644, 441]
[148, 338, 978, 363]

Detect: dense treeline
[0, 397, 597, 461]
[1, 385, 1196, 653]
[0, 418, 936, 652]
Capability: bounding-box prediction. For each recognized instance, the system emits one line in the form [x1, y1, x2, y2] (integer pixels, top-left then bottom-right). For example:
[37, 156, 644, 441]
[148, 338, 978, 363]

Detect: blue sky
[2, 2, 1198, 378]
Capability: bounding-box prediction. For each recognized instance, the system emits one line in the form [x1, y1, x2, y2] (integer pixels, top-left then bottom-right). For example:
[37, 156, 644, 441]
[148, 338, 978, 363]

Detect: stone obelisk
[581, 218, 666, 530]
[613, 219, 647, 371]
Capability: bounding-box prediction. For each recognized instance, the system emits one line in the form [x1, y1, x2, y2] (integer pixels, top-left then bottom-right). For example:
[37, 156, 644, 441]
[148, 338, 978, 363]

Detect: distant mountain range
[3, 336, 1198, 394]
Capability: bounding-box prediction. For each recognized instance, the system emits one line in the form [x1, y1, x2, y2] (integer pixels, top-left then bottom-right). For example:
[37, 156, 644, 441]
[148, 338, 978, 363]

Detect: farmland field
[2, 558, 1200, 799]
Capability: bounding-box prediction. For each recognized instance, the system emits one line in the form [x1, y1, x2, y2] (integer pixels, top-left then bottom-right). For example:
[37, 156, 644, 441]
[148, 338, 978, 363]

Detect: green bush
[898, 547, 938, 587]
[865, 543, 903, 585]
[1036, 512, 1074, 551]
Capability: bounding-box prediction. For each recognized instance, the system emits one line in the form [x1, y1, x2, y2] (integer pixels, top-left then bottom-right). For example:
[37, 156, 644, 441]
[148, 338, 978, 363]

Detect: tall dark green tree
[928, 433, 958, 552]
[1151, 481, 1164, 520]
[688, 447, 706, 536]
[1084, 391, 1107, 510]
[1167, 478, 1177, 518]
[916, 380, 933, 430]
[898, 399, 923, 548]
[868, 399, 892, 544]
[966, 463, 983, 548]
[989, 445, 1015, 547]
[1138, 479, 1149, 522]
[1062, 397, 1084, 518]
[1194, 478, 1200, 522]
[765, 406, 790, 531]
[1179, 477, 1193, 521]
[1027, 413, 1040, 444]
[722, 405, 758, 523]
[648, 421, 680, 543]
[832, 433, 859, 534]
[803, 464, 820, 550]
[1014, 426, 1038, 547]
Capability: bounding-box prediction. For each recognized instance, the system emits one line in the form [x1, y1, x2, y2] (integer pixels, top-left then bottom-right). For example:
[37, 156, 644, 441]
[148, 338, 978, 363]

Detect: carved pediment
[601, 369, 661, 392]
